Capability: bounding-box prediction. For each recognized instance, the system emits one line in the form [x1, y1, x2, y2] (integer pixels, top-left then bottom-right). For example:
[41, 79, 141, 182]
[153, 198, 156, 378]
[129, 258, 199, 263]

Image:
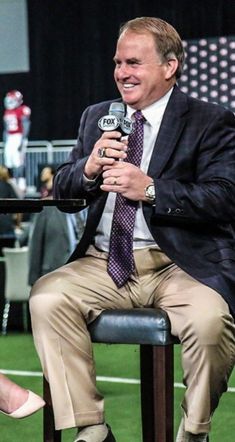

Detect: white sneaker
[176, 419, 209, 442]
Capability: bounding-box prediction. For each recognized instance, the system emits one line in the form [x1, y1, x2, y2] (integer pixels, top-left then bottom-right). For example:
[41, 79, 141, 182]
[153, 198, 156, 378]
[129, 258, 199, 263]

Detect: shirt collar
[126, 87, 173, 127]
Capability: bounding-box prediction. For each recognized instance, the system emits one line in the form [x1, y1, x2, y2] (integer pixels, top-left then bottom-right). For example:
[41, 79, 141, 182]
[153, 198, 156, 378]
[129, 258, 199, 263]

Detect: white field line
[1, 369, 235, 393]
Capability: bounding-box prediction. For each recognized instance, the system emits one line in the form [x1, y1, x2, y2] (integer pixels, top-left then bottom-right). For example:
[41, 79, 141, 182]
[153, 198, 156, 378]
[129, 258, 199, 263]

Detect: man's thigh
[30, 250, 134, 324]
[152, 265, 233, 340]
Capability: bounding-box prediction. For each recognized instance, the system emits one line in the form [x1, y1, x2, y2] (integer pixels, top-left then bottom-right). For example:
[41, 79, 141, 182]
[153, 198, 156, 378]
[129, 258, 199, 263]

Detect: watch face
[146, 184, 155, 200]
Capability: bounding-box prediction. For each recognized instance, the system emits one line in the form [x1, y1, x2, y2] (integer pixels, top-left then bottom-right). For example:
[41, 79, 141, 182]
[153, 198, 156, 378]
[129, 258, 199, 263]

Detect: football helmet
[4, 90, 23, 110]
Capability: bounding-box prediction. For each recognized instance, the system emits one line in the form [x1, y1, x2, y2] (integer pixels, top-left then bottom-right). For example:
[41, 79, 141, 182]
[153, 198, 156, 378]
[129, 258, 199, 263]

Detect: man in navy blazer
[30, 17, 235, 442]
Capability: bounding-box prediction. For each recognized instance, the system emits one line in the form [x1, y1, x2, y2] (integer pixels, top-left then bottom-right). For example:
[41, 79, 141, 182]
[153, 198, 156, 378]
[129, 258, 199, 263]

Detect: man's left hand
[101, 162, 152, 201]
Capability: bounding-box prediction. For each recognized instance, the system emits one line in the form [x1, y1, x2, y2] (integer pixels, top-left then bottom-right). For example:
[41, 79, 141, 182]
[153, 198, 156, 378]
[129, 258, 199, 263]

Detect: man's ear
[165, 58, 178, 80]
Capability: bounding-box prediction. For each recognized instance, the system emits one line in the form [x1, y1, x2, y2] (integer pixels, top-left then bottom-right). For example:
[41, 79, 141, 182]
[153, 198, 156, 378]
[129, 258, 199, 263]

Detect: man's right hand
[84, 131, 128, 180]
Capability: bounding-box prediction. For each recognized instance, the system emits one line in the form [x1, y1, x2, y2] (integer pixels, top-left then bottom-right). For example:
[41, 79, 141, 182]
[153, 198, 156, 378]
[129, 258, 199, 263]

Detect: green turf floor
[0, 333, 234, 441]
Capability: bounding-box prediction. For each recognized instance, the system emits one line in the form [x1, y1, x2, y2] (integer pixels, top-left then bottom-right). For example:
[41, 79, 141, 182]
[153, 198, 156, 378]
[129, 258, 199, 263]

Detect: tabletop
[0, 198, 86, 213]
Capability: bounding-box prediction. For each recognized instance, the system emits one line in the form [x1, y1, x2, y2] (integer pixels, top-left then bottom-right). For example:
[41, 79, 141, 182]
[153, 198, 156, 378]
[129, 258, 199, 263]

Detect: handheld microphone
[98, 102, 133, 136]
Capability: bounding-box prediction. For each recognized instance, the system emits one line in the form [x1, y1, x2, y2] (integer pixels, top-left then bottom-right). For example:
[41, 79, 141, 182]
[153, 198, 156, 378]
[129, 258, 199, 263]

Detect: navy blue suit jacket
[54, 86, 235, 316]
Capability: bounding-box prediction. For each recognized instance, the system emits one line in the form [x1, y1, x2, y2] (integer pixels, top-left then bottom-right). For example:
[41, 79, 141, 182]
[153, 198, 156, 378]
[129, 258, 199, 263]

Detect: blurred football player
[3, 90, 31, 191]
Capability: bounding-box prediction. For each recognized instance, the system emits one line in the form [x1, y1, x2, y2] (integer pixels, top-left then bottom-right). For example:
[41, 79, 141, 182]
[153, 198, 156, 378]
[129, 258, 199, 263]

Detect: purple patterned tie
[107, 111, 145, 287]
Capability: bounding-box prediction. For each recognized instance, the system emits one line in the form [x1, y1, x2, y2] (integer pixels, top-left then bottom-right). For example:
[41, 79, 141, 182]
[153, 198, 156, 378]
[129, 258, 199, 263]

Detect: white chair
[2, 246, 31, 335]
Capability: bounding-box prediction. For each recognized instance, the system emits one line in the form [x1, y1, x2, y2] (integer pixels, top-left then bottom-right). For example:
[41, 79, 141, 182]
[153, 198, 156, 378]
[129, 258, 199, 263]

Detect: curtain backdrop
[0, 0, 235, 140]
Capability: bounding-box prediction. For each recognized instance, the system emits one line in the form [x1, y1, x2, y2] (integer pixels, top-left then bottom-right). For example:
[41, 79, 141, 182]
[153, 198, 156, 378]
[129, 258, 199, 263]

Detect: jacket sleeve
[53, 104, 105, 205]
[152, 107, 235, 224]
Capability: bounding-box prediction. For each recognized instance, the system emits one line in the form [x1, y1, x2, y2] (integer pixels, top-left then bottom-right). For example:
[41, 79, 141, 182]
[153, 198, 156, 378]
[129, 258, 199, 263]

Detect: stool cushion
[88, 308, 178, 345]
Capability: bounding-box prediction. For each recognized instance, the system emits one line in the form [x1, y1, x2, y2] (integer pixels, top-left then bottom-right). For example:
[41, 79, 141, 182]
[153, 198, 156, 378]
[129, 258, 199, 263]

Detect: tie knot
[133, 110, 145, 122]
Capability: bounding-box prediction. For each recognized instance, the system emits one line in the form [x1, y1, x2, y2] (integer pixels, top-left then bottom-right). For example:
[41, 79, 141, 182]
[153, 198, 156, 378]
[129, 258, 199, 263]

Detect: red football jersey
[3, 105, 31, 135]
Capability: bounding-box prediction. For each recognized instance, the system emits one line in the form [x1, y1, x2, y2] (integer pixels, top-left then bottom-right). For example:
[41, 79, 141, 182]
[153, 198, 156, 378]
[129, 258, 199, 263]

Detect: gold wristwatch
[145, 182, 155, 203]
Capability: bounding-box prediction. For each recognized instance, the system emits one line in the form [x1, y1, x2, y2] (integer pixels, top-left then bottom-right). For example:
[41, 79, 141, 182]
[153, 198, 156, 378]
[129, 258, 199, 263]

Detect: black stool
[43, 308, 179, 442]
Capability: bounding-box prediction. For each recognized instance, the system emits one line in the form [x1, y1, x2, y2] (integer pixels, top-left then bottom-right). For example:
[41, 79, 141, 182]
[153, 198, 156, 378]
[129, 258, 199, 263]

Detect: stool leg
[43, 376, 62, 442]
[22, 301, 28, 332]
[140, 345, 155, 441]
[140, 345, 174, 442]
[153, 345, 174, 442]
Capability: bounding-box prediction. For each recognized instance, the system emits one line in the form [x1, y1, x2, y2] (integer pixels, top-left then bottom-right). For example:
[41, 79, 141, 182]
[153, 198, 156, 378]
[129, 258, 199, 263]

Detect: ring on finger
[97, 147, 107, 158]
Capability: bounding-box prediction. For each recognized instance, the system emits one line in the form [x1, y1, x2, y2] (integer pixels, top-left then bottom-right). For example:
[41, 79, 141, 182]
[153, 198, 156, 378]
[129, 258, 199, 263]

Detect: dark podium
[0, 198, 86, 213]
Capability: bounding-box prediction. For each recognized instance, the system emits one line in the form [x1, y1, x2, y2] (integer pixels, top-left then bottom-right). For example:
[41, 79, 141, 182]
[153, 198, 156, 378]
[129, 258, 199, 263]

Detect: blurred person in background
[0, 165, 19, 199]
[28, 163, 86, 283]
[0, 165, 20, 247]
[39, 165, 56, 199]
[0, 165, 23, 198]
[28, 206, 86, 286]
[3, 90, 31, 193]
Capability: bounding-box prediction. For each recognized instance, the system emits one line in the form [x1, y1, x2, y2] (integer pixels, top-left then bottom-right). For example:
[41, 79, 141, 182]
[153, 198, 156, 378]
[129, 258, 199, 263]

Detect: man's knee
[29, 274, 65, 325]
[190, 308, 234, 346]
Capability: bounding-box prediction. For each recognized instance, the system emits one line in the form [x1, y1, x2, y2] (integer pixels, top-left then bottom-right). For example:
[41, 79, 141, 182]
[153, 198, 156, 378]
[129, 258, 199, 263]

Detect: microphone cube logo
[121, 117, 133, 135]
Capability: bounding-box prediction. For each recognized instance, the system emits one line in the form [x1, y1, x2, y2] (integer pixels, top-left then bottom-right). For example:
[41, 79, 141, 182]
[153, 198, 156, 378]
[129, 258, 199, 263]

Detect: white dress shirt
[94, 88, 173, 252]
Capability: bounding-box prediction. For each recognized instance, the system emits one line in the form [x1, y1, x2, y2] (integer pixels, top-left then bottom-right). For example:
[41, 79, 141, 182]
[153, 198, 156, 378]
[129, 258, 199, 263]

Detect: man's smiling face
[114, 30, 176, 109]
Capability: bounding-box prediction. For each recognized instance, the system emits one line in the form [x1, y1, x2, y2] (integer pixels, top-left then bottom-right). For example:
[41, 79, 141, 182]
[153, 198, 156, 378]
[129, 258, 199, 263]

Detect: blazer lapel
[148, 86, 189, 177]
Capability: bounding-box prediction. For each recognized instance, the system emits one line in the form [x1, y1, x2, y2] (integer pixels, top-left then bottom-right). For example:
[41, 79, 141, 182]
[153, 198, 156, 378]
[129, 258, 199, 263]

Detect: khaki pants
[29, 246, 235, 433]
